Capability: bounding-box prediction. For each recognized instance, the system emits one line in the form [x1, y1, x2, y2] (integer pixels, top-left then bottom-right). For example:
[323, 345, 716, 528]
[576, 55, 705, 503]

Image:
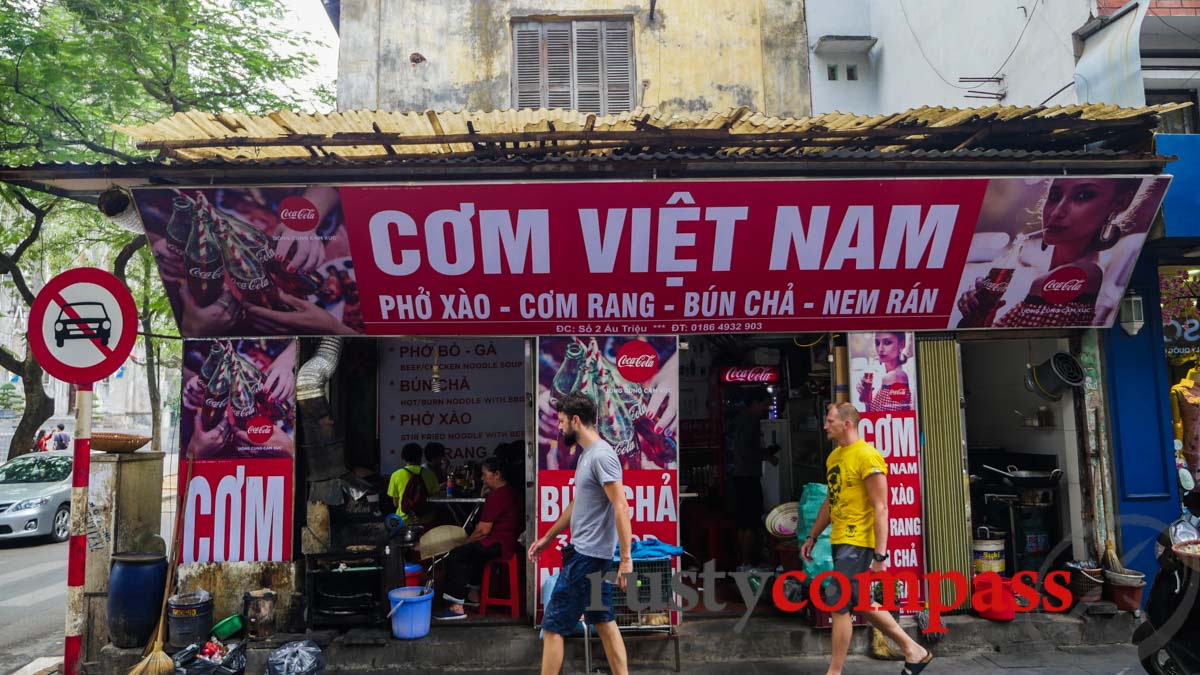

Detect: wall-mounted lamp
[1119, 289, 1145, 336]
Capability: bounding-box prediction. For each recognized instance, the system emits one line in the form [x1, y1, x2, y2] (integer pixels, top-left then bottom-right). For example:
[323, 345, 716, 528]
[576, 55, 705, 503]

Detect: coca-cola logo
[188, 267, 224, 280]
[887, 385, 910, 402]
[278, 196, 320, 232]
[204, 396, 228, 408]
[246, 416, 274, 444]
[981, 278, 1010, 293]
[1041, 266, 1088, 305]
[721, 366, 780, 383]
[614, 341, 658, 383]
[235, 276, 271, 291]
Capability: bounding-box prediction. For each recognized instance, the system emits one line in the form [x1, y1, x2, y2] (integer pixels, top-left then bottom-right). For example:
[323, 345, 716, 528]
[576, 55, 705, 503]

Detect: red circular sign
[278, 196, 320, 232]
[1041, 266, 1088, 305]
[614, 340, 658, 383]
[28, 268, 138, 385]
[246, 416, 275, 444]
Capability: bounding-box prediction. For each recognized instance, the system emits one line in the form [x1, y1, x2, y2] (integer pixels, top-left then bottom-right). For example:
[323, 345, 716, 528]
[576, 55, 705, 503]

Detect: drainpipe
[296, 337, 360, 505]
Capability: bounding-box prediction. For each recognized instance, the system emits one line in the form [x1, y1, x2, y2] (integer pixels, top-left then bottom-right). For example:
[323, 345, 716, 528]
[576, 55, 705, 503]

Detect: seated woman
[434, 457, 524, 620]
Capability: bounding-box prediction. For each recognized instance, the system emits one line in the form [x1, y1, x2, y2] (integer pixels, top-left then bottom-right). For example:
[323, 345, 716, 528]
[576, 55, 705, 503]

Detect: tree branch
[0, 252, 36, 306]
[0, 345, 22, 374]
[112, 235, 147, 284]
[9, 188, 53, 264]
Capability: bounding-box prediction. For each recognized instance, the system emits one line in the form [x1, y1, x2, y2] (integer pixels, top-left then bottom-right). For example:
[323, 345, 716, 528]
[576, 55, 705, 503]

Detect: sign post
[28, 267, 137, 675]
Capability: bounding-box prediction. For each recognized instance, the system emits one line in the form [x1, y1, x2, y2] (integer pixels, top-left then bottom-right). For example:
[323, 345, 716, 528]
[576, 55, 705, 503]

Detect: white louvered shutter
[545, 22, 574, 109]
[513, 22, 544, 108]
[602, 21, 635, 113]
[573, 22, 603, 114]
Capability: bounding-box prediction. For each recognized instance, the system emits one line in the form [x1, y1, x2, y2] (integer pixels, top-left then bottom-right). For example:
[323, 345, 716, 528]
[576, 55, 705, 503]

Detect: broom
[131, 452, 194, 675]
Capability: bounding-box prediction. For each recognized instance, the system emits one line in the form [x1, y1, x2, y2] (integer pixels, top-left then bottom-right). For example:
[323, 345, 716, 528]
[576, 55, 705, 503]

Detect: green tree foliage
[0, 381, 22, 411]
[0, 0, 331, 458]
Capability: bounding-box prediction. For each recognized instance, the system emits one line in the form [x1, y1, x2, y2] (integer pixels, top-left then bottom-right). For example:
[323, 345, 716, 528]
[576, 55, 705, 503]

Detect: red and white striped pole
[64, 383, 92, 675]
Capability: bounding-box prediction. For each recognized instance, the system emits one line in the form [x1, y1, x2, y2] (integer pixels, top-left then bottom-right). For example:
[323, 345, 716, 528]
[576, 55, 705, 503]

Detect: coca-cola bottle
[552, 342, 587, 395]
[199, 353, 231, 431]
[218, 222, 288, 311]
[957, 234, 1025, 328]
[635, 414, 678, 468]
[165, 194, 196, 257]
[199, 341, 227, 382]
[230, 354, 264, 430]
[185, 205, 226, 307]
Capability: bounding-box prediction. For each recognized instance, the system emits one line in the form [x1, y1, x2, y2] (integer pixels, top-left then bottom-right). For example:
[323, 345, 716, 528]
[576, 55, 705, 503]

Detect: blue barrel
[107, 552, 167, 648]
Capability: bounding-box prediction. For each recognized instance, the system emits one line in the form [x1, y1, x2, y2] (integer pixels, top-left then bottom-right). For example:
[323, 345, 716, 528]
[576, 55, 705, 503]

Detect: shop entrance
[960, 337, 1087, 578]
[677, 334, 832, 603]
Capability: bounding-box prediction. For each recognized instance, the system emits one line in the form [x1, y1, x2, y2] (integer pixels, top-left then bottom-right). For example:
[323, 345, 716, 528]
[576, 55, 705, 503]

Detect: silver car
[0, 451, 73, 543]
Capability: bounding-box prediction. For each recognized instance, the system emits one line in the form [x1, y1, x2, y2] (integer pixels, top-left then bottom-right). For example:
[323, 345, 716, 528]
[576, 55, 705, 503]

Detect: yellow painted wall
[339, 0, 810, 117]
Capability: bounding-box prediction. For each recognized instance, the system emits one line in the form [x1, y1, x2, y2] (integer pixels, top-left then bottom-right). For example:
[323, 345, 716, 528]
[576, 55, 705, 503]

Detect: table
[427, 495, 487, 528]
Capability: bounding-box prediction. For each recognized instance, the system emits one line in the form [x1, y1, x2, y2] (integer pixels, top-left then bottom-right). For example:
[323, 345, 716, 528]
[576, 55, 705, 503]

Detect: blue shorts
[542, 546, 615, 635]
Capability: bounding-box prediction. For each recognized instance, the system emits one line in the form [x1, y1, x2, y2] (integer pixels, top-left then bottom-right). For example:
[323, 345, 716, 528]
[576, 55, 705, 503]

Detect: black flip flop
[901, 651, 933, 674]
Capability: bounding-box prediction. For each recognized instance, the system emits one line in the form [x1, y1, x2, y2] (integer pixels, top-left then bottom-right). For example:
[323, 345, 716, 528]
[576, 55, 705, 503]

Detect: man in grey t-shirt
[530, 392, 632, 675]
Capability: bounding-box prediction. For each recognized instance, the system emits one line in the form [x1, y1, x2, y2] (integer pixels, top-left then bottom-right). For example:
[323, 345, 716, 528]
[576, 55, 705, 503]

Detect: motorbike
[1133, 488, 1200, 675]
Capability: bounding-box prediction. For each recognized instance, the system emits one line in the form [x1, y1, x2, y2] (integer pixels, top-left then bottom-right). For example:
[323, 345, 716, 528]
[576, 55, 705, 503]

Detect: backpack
[400, 467, 431, 518]
[53, 433, 69, 451]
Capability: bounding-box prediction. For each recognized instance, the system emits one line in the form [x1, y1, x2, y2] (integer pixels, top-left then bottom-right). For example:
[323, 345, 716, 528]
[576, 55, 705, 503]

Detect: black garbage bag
[173, 642, 246, 675]
[266, 640, 324, 675]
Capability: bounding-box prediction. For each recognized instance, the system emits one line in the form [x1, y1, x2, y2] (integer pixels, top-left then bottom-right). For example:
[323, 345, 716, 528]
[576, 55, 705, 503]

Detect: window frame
[511, 17, 637, 114]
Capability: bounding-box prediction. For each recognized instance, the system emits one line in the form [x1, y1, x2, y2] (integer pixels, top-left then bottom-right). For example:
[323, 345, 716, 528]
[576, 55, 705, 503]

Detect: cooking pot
[982, 464, 1063, 488]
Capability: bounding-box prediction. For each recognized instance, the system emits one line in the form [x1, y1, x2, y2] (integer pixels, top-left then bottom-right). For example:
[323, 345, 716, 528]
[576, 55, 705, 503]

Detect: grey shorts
[822, 544, 874, 614]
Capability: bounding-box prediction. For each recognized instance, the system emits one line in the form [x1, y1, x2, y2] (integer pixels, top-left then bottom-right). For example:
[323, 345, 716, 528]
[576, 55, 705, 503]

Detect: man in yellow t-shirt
[387, 443, 439, 525]
[800, 402, 932, 675]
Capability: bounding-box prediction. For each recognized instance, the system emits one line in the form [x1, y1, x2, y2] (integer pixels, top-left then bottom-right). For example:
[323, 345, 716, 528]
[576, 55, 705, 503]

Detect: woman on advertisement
[856, 332, 912, 412]
[955, 178, 1141, 328]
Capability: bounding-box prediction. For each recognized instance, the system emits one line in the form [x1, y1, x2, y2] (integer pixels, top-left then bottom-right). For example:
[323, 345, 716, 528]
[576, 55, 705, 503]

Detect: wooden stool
[479, 554, 521, 618]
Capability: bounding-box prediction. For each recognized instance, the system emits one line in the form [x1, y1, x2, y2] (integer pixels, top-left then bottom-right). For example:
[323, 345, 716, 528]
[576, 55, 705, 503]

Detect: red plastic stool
[479, 554, 521, 618]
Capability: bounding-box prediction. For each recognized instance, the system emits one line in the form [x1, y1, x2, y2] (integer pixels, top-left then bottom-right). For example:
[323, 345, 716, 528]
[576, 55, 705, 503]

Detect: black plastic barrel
[107, 552, 167, 648]
[167, 590, 214, 650]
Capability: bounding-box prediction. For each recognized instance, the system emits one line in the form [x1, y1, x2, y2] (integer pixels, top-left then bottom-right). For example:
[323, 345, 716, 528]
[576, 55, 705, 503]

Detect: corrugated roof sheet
[114, 104, 1187, 164]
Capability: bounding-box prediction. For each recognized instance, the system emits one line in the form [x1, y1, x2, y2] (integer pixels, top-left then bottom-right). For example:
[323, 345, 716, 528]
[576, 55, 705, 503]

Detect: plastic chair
[479, 554, 521, 618]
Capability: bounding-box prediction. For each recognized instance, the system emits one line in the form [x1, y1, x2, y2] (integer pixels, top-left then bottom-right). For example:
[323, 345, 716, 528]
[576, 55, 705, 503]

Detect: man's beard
[563, 429, 579, 447]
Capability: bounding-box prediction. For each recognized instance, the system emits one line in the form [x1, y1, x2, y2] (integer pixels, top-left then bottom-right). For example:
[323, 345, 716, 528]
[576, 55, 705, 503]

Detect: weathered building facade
[337, 0, 811, 117]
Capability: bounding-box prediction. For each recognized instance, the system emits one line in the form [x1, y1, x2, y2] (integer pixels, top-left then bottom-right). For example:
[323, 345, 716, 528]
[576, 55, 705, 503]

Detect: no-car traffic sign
[28, 267, 138, 385]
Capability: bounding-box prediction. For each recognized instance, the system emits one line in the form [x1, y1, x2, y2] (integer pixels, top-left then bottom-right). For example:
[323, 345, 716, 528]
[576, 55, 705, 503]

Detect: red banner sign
[848, 331, 922, 613]
[136, 177, 1169, 337]
[720, 366, 780, 383]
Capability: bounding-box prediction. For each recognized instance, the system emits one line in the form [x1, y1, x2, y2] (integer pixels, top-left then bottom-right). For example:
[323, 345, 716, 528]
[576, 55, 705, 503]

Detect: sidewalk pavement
[448, 644, 1143, 674]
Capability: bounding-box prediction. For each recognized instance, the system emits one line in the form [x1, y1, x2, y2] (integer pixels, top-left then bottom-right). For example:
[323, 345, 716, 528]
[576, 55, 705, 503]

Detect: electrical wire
[1151, 11, 1200, 49]
[793, 334, 827, 349]
[1039, 81, 1076, 106]
[898, 0, 974, 91]
[989, 0, 1041, 79]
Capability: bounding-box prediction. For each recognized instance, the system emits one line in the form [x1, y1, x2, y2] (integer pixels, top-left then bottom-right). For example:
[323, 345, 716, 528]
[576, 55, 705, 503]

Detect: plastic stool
[479, 554, 521, 618]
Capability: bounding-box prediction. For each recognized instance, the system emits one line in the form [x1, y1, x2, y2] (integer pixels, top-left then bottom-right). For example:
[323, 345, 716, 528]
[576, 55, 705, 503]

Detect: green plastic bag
[799, 483, 833, 587]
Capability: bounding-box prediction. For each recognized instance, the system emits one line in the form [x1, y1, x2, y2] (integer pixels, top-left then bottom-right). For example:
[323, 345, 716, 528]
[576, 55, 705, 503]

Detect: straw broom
[131, 452, 193, 675]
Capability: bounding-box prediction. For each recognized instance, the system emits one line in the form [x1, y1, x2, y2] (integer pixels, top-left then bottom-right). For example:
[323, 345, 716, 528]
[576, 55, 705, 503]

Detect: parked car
[0, 451, 74, 543]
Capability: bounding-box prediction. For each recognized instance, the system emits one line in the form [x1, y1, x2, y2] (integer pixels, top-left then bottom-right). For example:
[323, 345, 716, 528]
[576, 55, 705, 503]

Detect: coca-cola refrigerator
[760, 418, 793, 507]
[717, 366, 781, 498]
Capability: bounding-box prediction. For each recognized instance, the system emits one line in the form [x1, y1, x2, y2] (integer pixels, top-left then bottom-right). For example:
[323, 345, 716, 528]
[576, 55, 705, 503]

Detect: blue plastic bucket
[388, 586, 434, 639]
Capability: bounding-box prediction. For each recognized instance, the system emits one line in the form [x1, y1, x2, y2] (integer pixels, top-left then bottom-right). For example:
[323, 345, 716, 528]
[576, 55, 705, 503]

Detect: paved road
[447, 645, 1145, 674]
[0, 537, 67, 674]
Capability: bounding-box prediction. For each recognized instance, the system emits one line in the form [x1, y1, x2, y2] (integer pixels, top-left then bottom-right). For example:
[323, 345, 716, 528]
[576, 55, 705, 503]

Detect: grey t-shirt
[570, 438, 623, 560]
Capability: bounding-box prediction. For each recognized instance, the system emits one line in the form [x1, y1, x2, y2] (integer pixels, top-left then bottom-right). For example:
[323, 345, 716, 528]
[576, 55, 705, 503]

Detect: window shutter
[513, 22, 544, 108]
[545, 22, 573, 109]
[573, 22, 603, 114]
[602, 21, 634, 113]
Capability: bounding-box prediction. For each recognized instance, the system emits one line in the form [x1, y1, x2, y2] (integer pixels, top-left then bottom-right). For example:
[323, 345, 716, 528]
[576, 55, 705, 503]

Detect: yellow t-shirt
[386, 464, 439, 523]
[825, 440, 888, 548]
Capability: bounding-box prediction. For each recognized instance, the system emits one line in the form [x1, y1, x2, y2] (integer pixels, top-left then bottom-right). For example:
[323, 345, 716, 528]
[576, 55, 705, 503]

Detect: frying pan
[982, 464, 1063, 488]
